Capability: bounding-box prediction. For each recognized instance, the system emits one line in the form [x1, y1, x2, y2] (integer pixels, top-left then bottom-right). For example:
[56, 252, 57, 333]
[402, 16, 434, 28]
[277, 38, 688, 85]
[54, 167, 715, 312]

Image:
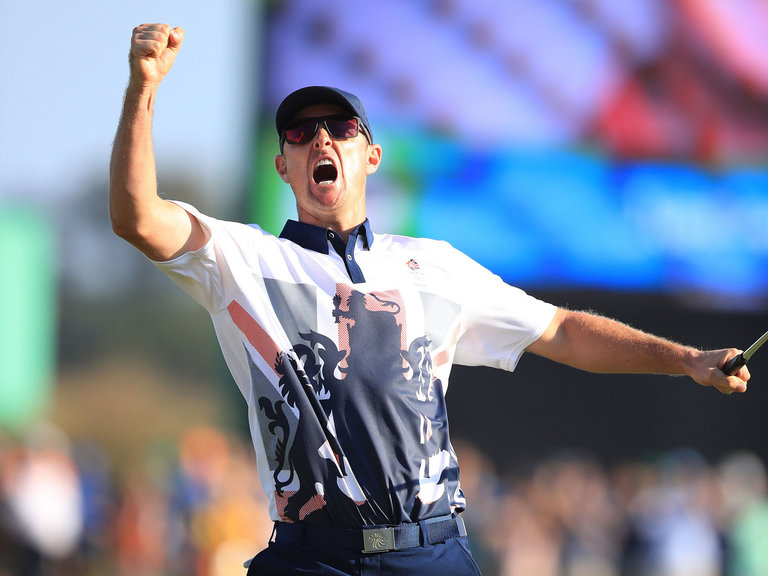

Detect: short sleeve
[150, 201, 270, 314]
[449, 245, 557, 371]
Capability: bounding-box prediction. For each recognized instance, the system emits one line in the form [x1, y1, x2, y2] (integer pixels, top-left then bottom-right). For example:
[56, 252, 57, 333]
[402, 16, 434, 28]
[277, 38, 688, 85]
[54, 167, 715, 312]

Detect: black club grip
[722, 353, 746, 376]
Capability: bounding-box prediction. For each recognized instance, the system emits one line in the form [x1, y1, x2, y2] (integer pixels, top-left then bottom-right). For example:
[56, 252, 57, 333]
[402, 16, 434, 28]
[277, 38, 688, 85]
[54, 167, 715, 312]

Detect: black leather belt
[272, 514, 467, 554]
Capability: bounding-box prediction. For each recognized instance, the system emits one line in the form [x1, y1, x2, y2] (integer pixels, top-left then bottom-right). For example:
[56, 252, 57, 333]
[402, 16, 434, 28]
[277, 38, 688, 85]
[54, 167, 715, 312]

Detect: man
[110, 24, 750, 576]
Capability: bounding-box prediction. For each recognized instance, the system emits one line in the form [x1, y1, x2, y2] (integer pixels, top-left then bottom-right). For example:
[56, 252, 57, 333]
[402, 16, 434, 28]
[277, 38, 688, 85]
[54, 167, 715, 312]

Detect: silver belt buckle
[362, 526, 396, 553]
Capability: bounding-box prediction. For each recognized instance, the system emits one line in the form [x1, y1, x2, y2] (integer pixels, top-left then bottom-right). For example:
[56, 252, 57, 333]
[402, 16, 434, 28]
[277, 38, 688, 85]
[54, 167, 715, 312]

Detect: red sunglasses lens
[325, 117, 359, 139]
[284, 120, 317, 144]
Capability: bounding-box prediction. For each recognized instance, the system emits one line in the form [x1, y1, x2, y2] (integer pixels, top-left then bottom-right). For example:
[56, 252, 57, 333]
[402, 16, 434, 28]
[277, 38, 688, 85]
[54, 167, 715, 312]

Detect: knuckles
[131, 23, 172, 44]
[130, 28, 170, 59]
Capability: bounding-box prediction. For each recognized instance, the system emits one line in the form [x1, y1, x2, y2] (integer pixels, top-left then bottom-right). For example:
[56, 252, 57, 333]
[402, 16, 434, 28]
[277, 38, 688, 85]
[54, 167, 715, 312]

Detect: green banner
[0, 207, 56, 430]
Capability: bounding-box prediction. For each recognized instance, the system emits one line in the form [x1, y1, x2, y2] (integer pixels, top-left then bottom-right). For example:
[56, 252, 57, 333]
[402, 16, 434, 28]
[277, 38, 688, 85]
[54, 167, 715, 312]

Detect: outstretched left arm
[526, 308, 749, 395]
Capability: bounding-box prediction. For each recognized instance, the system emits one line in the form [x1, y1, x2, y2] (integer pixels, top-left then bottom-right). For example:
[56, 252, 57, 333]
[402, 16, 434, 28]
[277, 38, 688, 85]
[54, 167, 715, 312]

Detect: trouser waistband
[272, 513, 467, 554]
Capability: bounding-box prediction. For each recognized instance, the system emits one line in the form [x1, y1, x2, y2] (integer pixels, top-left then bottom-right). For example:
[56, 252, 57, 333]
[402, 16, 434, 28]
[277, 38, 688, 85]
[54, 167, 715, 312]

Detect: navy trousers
[245, 535, 483, 575]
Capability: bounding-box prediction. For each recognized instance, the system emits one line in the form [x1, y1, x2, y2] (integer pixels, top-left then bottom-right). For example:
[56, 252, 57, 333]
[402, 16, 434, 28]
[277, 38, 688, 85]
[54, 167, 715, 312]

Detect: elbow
[109, 205, 148, 247]
[109, 203, 136, 241]
[110, 216, 159, 257]
[108, 188, 150, 244]
[110, 218, 136, 242]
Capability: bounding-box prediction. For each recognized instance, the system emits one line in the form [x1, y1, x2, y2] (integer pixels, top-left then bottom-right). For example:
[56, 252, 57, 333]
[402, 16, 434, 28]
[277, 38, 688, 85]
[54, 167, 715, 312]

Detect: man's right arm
[109, 23, 206, 261]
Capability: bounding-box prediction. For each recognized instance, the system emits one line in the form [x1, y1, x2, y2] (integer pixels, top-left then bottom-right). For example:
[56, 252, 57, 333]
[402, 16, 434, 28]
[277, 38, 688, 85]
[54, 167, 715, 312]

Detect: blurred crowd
[457, 443, 768, 576]
[2, 422, 768, 576]
[0, 423, 273, 576]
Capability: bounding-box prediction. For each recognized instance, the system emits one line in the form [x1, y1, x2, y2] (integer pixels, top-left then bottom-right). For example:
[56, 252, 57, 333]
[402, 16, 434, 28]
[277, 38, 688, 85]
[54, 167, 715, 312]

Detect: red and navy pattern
[231, 284, 460, 527]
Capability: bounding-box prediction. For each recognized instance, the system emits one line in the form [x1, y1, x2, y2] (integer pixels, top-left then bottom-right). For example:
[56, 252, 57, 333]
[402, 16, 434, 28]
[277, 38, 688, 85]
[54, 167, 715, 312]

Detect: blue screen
[255, 0, 768, 306]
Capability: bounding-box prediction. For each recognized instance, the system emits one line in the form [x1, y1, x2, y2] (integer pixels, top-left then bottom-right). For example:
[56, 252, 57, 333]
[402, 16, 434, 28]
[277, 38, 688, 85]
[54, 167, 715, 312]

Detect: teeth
[313, 158, 337, 185]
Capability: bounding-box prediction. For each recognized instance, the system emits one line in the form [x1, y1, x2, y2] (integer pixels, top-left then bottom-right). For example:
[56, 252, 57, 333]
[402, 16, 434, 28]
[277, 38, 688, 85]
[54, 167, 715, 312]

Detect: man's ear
[365, 144, 383, 175]
[275, 154, 290, 183]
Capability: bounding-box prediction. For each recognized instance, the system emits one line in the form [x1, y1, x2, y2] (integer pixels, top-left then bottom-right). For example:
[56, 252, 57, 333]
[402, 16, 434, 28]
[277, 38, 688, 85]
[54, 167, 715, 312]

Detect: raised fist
[129, 23, 184, 89]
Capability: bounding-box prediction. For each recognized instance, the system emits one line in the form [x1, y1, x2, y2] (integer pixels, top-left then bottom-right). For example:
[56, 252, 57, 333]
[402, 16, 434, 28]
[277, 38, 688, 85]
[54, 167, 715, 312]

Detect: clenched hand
[129, 23, 184, 89]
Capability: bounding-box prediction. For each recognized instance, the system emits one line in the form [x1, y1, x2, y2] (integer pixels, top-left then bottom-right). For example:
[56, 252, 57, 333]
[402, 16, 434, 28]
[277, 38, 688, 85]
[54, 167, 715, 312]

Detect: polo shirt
[153, 201, 557, 527]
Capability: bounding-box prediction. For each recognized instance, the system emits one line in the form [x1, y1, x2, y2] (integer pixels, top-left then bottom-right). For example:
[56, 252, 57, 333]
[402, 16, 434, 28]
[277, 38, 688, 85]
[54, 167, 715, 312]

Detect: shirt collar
[279, 219, 374, 253]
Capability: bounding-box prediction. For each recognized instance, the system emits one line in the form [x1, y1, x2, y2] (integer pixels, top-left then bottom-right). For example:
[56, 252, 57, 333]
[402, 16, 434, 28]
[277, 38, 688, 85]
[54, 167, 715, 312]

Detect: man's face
[275, 103, 382, 229]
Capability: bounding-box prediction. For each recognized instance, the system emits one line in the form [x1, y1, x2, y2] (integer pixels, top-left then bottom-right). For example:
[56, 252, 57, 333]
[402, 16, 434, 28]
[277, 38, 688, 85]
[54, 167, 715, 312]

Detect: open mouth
[313, 159, 338, 185]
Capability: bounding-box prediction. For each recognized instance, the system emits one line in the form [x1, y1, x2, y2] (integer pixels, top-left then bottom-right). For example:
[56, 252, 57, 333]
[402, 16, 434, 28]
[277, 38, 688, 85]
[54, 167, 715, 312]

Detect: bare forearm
[539, 310, 697, 374]
[109, 84, 160, 240]
[528, 308, 748, 394]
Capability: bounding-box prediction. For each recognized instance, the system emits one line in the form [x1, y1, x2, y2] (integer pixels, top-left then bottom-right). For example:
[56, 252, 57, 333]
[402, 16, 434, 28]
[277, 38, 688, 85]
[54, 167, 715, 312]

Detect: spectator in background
[719, 452, 768, 576]
[2, 422, 84, 576]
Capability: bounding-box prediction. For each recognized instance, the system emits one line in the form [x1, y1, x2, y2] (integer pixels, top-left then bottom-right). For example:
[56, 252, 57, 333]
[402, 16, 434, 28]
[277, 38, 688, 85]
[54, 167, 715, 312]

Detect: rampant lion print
[256, 287, 452, 524]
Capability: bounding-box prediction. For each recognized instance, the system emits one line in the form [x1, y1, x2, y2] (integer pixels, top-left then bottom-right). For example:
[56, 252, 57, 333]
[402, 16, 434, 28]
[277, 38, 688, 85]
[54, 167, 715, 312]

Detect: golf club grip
[722, 353, 746, 375]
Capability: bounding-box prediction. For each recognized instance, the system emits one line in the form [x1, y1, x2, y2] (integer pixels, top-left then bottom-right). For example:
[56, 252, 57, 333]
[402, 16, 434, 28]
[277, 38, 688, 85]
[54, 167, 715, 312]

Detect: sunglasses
[281, 115, 371, 149]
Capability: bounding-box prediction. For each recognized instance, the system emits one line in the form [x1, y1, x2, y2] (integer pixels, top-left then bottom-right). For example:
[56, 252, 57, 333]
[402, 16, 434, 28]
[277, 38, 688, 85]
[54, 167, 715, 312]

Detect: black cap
[275, 86, 373, 143]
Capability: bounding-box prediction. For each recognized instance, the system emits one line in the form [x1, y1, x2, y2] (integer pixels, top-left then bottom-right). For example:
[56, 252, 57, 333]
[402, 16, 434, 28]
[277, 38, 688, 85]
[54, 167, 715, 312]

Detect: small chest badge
[405, 258, 426, 286]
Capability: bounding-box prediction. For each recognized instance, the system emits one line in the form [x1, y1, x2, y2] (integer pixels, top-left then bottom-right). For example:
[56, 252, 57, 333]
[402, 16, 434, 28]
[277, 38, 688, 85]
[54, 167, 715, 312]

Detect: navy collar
[279, 219, 374, 254]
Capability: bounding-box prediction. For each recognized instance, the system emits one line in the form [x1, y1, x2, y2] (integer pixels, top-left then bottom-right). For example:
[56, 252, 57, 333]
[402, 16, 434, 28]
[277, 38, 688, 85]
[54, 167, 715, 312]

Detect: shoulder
[374, 233, 486, 276]
[172, 200, 278, 243]
[373, 232, 459, 256]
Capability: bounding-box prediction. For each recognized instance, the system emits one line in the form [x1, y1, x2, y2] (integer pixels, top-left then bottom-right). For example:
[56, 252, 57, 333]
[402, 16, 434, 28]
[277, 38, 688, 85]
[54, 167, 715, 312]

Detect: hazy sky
[0, 0, 255, 206]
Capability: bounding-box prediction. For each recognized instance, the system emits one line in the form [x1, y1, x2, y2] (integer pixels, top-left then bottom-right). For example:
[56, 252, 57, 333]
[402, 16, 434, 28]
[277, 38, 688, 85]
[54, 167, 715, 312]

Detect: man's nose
[313, 127, 332, 147]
